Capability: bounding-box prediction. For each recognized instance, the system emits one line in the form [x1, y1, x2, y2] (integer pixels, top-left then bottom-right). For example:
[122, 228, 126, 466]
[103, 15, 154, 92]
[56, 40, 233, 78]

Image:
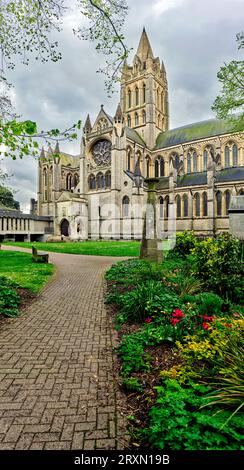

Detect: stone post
[140, 177, 163, 262]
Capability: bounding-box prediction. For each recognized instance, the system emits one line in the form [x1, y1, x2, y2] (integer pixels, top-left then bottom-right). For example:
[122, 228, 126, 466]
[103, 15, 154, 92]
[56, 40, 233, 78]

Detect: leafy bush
[173, 231, 198, 258]
[105, 259, 153, 284]
[194, 292, 224, 316]
[193, 233, 244, 300]
[202, 335, 244, 421]
[118, 323, 174, 376]
[0, 276, 20, 317]
[145, 380, 244, 450]
[120, 280, 181, 323]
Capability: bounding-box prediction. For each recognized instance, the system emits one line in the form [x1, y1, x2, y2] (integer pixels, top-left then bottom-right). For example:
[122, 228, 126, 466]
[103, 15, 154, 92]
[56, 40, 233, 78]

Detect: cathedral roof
[59, 153, 80, 167]
[125, 126, 145, 146]
[136, 27, 154, 61]
[156, 167, 244, 190]
[39, 147, 79, 167]
[155, 118, 238, 150]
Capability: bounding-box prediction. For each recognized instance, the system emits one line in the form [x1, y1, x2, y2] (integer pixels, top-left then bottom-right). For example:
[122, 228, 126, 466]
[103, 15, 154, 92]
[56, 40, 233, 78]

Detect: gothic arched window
[187, 153, 191, 174]
[165, 195, 169, 219]
[43, 168, 48, 186]
[142, 84, 146, 103]
[127, 148, 132, 171]
[193, 151, 198, 172]
[96, 172, 103, 189]
[155, 159, 159, 177]
[225, 190, 231, 215]
[175, 154, 180, 170]
[135, 87, 139, 106]
[183, 194, 188, 217]
[159, 196, 164, 218]
[66, 173, 72, 191]
[88, 174, 96, 190]
[176, 195, 181, 218]
[142, 110, 146, 124]
[135, 112, 139, 126]
[203, 192, 208, 217]
[160, 157, 165, 177]
[128, 89, 131, 108]
[127, 115, 131, 127]
[233, 144, 238, 166]
[225, 146, 230, 167]
[146, 157, 151, 177]
[203, 150, 208, 171]
[74, 174, 79, 187]
[122, 196, 130, 217]
[195, 193, 200, 217]
[216, 191, 222, 216]
[105, 171, 111, 188]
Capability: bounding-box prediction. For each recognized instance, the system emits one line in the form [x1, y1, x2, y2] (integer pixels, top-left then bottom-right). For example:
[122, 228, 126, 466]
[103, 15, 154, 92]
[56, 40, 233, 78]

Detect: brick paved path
[0, 248, 127, 450]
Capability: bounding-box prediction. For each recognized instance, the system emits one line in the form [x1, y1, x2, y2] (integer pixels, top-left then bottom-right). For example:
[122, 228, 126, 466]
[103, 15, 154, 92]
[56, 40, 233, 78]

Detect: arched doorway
[60, 219, 69, 237]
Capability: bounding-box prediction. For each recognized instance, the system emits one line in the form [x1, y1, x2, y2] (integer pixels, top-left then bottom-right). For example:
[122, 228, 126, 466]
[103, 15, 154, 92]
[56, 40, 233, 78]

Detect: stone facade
[37, 29, 244, 240]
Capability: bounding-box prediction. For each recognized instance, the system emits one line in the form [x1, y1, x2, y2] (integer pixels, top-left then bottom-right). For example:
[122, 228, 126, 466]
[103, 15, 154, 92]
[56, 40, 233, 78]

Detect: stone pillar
[140, 177, 163, 262]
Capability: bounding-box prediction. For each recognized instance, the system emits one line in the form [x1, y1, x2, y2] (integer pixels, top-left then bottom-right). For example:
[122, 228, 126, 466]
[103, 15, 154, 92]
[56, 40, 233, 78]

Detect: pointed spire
[47, 144, 53, 155]
[161, 60, 166, 72]
[40, 146, 45, 159]
[83, 114, 92, 133]
[136, 28, 154, 61]
[54, 141, 60, 155]
[114, 103, 123, 123]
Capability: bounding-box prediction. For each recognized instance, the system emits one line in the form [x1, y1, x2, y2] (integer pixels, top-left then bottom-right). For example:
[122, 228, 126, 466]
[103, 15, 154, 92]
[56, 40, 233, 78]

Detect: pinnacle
[136, 27, 154, 61]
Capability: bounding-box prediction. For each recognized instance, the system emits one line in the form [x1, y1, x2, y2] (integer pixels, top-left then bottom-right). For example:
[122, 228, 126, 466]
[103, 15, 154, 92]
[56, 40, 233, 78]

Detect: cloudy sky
[1, 0, 244, 210]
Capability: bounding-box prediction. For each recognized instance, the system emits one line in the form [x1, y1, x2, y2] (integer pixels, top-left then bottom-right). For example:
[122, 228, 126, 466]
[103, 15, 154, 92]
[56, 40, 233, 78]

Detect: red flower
[224, 323, 232, 328]
[233, 313, 240, 318]
[203, 322, 210, 330]
[172, 309, 185, 318]
[174, 309, 183, 315]
[203, 315, 215, 322]
[145, 317, 152, 324]
[171, 318, 180, 326]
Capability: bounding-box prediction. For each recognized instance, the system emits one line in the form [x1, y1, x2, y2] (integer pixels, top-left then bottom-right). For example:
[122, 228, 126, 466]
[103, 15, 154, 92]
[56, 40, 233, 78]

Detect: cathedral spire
[40, 146, 45, 159]
[84, 114, 92, 133]
[54, 141, 60, 155]
[136, 27, 154, 61]
[114, 103, 123, 123]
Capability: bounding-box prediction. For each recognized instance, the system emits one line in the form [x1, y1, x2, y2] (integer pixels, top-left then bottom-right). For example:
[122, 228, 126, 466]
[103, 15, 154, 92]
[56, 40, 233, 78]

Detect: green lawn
[4, 240, 141, 257]
[0, 250, 54, 293]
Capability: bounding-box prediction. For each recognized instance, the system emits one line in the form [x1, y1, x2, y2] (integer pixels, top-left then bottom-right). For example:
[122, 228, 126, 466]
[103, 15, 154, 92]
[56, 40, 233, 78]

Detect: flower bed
[105, 233, 244, 450]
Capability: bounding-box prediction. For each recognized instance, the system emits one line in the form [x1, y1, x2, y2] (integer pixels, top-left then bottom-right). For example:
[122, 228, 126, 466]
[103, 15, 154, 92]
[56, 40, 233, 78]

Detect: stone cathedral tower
[120, 27, 169, 149]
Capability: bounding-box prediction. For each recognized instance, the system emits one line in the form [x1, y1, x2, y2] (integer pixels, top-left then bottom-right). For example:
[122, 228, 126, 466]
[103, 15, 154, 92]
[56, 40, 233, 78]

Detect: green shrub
[118, 323, 174, 376]
[202, 335, 244, 421]
[145, 380, 244, 450]
[120, 280, 181, 323]
[193, 233, 244, 300]
[173, 231, 198, 258]
[195, 292, 223, 315]
[0, 278, 20, 317]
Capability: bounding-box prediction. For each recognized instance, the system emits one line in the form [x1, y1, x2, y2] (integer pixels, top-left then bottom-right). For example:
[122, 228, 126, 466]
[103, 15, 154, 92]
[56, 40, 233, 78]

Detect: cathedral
[37, 28, 244, 240]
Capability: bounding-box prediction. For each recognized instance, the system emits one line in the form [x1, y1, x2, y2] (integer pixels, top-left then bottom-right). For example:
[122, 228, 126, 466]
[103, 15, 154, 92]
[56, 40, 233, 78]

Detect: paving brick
[0, 248, 127, 450]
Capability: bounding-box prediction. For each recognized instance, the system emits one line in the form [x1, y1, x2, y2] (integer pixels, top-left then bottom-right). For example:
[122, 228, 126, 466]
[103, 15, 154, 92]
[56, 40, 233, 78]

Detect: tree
[0, 185, 20, 210]
[0, 0, 130, 159]
[212, 32, 244, 131]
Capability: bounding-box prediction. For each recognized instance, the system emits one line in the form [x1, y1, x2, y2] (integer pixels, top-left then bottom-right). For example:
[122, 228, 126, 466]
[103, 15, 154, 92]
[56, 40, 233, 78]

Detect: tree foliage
[0, 0, 129, 159]
[212, 32, 244, 131]
[0, 185, 20, 209]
